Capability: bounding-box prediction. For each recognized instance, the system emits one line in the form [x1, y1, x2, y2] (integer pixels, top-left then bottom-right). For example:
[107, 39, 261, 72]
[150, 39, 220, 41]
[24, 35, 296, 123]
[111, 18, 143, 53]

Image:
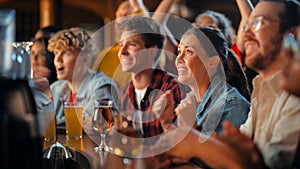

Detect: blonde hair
[48, 27, 93, 54]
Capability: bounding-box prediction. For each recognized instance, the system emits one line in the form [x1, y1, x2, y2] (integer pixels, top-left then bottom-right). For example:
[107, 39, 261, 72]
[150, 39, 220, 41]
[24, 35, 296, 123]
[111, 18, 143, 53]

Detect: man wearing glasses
[226, 0, 300, 168]
[155, 0, 300, 168]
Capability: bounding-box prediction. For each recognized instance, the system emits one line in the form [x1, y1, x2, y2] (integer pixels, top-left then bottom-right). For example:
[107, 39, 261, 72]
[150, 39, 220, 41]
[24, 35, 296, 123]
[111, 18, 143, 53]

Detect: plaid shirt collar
[126, 69, 165, 111]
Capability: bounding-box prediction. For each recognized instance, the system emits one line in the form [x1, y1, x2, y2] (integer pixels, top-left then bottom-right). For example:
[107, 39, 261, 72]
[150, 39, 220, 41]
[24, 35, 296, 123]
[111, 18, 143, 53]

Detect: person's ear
[208, 55, 220, 69]
[149, 46, 158, 56]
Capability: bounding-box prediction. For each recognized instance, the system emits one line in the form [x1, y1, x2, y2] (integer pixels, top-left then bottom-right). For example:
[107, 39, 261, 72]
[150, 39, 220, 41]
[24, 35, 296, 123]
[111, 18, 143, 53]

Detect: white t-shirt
[134, 87, 147, 134]
[135, 87, 147, 110]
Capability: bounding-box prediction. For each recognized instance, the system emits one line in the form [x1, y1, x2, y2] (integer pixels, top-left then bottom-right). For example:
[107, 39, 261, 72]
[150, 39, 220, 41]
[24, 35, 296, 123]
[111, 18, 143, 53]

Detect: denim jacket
[196, 76, 250, 134]
[51, 69, 119, 125]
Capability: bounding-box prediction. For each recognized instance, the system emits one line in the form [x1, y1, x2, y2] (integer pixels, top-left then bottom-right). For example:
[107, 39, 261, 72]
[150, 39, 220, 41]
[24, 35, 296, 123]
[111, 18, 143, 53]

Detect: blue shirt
[196, 76, 250, 134]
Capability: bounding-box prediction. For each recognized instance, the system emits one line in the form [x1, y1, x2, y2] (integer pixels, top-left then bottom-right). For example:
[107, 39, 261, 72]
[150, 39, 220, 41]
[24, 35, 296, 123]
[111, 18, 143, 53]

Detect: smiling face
[118, 31, 155, 74]
[53, 47, 81, 81]
[279, 27, 300, 97]
[243, 1, 284, 73]
[176, 33, 211, 89]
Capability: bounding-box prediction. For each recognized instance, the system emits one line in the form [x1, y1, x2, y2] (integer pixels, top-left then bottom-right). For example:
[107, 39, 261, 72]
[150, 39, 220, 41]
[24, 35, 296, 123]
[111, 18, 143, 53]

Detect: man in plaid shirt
[116, 16, 186, 138]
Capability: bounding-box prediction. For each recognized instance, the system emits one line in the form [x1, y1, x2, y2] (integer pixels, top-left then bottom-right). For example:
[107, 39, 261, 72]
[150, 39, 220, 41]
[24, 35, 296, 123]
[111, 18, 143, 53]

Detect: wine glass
[92, 99, 114, 152]
[108, 113, 144, 169]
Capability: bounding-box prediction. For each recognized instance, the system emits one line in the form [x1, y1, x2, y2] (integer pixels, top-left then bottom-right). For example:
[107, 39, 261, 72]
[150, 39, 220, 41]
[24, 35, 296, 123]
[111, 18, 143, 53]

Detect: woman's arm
[156, 128, 256, 169]
[152, 0, 176, 25]
[235, 0, 254, 54]
[129, 0, 149, 14]
[152, 0, 179, 74]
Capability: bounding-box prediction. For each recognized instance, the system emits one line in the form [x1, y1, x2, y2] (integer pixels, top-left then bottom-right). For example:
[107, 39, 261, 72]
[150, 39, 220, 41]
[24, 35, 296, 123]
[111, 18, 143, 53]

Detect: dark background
[0, 0, 259, 41]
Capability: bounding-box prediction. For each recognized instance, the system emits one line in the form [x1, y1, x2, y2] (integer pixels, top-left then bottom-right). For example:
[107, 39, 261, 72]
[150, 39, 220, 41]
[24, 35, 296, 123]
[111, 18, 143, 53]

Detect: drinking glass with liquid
[64, 101, 84, 139]
[92, 99, 114, 152]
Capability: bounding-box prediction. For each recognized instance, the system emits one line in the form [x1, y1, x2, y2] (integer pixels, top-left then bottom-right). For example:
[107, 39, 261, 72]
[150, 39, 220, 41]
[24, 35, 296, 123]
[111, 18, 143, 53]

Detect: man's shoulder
[280, 90, 300, 107]
[154, 69, 177, 80]
[50, 80, 67, 90]
[92, 70, 117, 87]
[50, 80, 69, 99]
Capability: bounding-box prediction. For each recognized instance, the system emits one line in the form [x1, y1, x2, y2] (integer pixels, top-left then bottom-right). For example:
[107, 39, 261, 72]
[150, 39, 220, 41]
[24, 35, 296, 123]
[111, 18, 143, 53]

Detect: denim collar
[196, 75, 227, 124]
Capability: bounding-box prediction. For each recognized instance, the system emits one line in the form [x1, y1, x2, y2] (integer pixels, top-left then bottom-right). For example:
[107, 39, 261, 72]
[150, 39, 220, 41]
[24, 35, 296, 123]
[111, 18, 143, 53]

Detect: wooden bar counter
[43, 134, 160, 169]
[43, 134, 203, 169]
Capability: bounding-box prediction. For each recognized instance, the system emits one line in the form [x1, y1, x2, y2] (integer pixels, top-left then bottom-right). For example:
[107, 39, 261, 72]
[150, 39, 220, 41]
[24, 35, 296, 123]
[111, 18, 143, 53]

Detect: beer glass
[43, 117, 56, 141]
[64, 101, 84, 139]
[92, 100, 114, 152]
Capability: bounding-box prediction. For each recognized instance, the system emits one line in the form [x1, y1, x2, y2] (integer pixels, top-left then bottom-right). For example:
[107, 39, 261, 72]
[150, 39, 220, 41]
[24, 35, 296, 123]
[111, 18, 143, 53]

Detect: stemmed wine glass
[92, 99, 114, 152]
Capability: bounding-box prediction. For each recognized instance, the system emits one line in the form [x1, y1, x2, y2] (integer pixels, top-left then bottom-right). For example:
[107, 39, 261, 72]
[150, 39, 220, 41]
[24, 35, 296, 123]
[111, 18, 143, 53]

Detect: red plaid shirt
[119, 69, 183, 137]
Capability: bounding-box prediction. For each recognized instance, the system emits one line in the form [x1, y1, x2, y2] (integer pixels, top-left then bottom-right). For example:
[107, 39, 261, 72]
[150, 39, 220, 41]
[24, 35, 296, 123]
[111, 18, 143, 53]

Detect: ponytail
[225, 49, 250, 101]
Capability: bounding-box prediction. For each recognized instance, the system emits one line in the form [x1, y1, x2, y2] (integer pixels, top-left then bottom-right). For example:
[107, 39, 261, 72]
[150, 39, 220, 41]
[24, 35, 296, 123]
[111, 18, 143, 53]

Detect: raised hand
[32, 65, 51, 79]
[129, 0, 147, 12]
[175, 93, 197, 128]
[152, 90, 176, 131]
[33, 77, 52, 99]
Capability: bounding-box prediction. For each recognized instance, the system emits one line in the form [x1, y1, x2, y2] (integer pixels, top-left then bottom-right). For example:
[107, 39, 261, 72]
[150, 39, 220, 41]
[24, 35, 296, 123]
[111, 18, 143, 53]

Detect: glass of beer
[64, 101, 84, 139]
[43, 117, 56, 141]
[92, 99, 114, 152]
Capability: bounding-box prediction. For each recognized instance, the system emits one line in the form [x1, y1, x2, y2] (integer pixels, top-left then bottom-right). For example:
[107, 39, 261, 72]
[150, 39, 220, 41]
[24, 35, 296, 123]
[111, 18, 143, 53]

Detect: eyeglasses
[282, 33, 300, 60]
[242, 16, 280, 32]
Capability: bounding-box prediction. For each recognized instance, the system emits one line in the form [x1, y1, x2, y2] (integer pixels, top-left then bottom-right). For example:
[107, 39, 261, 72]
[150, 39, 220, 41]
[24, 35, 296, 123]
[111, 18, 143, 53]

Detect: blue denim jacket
[196, 76, 250, 134]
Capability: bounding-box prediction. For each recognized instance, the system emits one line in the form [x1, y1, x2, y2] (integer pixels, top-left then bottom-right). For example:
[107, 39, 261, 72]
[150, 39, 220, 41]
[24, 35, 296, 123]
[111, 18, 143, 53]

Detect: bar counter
[43, 131, 203, 169]
[43, 134, 162, 169]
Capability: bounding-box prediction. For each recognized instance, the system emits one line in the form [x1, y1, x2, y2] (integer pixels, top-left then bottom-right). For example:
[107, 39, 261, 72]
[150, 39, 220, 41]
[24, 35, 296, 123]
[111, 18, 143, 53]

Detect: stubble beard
[245, 36, 282, 72]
